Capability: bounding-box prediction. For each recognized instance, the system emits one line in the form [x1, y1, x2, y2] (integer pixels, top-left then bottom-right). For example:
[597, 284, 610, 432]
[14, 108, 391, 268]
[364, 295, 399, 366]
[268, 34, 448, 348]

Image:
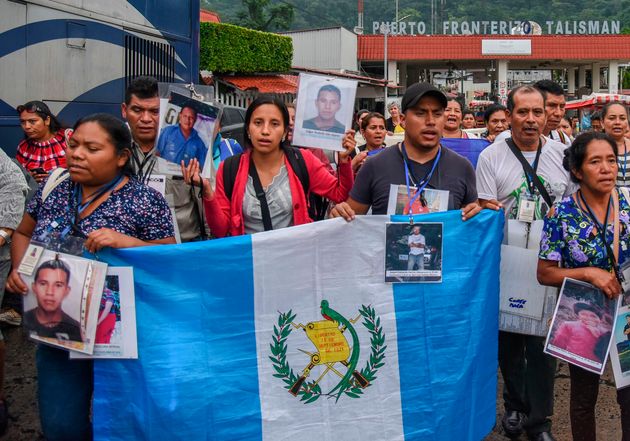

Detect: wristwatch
[0, 230, 11, 245]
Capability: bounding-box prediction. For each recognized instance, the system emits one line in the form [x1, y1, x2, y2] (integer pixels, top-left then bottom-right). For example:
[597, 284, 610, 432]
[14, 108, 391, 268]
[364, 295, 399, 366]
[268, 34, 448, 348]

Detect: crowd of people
[0, 75, 629, 440]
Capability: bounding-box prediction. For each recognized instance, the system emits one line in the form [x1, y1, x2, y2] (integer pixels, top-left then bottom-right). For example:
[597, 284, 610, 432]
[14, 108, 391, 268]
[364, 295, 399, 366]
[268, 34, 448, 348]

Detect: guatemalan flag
[93, 209, 503, 440]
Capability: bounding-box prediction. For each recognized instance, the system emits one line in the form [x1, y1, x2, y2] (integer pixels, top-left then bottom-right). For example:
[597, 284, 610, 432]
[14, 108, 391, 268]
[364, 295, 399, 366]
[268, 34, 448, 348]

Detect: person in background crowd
[351, 112, 387, 173]
[211, 120, 243, 170]
[477, 85, 573, 441]
[483, 104, 508, 142]
[538, 131, 630, 441]
[559, 115, 574, 141]
[122, 76, 206, 242]
[182, 95, 354, 237]
[0, 149, 28, 436]
[6, 113, 175, 441]
[600, 102, 630, 187]
[354, 108, 370, 134]
[156, 104, 207, 166]
[462, 109, 477, 129]
[385, 101, 404, 134]
[591, 112, 603, 132]
[330, 82, 480, 220]
[16, 101, 71, 184]
[443, 99, 476, 138]
[534, 80, 571, 147]
[571, 115, 581, 134]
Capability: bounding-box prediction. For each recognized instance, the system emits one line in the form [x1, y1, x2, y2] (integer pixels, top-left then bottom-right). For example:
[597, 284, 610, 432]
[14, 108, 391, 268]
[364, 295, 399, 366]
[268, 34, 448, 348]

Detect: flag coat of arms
[93, 210, 503, 440]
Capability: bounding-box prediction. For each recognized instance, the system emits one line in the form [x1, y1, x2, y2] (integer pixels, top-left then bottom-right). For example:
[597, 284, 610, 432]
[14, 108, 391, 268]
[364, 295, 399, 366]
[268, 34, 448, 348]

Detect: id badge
[17, 242, 45, 276]
[621, 260, 630, 294]
[517, 193, 536, 223]
[147, 174, 166, 196]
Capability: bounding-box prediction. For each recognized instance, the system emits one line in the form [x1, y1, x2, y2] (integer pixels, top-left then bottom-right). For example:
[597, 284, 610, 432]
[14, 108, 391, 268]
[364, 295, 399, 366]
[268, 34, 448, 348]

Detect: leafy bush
[199, 22, 293, 73]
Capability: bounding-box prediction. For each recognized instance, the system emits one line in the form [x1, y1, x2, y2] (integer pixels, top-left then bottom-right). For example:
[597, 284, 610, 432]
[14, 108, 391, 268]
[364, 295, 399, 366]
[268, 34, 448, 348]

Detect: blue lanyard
[401, 142, 441, 216]
[72, 175, 123, 226]
[578, 191, 622, 281]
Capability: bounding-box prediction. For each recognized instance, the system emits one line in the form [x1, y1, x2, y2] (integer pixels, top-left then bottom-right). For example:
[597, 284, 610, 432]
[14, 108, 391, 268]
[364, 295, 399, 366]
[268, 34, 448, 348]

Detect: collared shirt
[156, 125, 207, 166]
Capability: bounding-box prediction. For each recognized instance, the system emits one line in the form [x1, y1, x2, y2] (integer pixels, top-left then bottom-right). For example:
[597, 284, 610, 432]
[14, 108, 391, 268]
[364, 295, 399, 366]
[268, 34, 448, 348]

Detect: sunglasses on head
[17, 103, 49, 115]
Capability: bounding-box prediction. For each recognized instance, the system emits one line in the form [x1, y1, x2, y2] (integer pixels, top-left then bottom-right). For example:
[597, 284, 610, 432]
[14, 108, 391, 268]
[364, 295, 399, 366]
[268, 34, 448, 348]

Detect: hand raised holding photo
[181, 158, 214, 200]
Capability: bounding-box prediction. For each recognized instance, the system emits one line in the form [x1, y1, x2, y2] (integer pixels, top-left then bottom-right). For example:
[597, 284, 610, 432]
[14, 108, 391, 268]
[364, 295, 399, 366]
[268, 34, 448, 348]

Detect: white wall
[282, 27, 358, 72]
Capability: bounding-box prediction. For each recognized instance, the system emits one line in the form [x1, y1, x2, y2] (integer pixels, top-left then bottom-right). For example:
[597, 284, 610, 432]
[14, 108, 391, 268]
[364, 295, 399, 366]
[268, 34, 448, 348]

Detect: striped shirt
[16, 129, 70, 172]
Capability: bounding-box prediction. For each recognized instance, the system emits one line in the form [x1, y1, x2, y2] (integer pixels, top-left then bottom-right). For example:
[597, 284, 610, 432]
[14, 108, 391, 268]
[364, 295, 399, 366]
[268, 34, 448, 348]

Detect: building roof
[358, 35, 630, 61]
[220, 75, 299, 94]
[200, 9, 221, 23]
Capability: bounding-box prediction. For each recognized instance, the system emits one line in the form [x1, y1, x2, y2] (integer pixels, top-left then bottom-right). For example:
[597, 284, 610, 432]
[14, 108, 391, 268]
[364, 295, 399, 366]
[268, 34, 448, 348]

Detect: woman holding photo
[182, 95, 354, 237]
[537, 131, 630, 441]
[7, 113, 175, 441]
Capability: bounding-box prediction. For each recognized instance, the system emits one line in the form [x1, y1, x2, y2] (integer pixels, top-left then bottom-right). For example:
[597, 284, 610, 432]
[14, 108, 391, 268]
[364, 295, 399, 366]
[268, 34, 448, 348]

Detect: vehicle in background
[0, 0, 200, 156]
[219, 105, 246, 146]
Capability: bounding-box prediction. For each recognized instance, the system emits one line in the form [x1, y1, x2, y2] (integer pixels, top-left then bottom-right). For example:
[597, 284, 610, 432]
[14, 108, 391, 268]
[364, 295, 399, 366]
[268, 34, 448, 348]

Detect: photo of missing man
[385, 222, 443, 283]
[292, 73, 357, 151]
[23, 259, 83, 342]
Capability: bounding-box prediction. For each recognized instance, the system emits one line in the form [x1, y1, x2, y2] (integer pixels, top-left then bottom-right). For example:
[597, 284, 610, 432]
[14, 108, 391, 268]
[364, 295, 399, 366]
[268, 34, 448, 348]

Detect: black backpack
[222, 147, 328, 222]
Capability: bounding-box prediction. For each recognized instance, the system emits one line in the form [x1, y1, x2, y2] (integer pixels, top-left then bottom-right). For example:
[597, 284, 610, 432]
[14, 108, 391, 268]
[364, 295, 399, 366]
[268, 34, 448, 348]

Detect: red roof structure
[358, 35, 630, 62]
[220, 75, 299, 94]
[200, 9, 221, 23]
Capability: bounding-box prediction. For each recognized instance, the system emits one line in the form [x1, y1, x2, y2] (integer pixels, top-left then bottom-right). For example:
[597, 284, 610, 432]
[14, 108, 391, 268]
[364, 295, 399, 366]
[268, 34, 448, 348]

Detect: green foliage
[236, 0, 294, 32]
[199, 22, 292, 73]
[202, 0, 627, 33]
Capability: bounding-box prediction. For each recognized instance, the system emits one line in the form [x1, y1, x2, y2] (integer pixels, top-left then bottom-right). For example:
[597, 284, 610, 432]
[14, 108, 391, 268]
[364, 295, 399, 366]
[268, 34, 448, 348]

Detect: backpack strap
[42, 168, 70, 202]
[283, 147, 310, 196]
[222, 153, 242, 200]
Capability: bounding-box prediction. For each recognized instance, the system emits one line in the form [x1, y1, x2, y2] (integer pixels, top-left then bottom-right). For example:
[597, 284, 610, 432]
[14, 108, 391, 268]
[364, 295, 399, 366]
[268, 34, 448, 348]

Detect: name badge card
[517, 193, 536, 223]
[17, 243, 45, 276]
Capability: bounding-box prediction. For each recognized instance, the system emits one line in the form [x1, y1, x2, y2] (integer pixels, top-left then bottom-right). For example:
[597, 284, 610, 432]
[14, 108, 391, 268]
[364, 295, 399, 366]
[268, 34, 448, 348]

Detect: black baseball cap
[401, 83, 448, 112]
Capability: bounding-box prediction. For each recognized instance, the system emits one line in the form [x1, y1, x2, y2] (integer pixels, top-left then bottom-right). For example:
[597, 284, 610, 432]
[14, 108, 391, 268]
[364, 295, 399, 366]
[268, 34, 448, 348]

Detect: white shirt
[408, 233, 426, 255]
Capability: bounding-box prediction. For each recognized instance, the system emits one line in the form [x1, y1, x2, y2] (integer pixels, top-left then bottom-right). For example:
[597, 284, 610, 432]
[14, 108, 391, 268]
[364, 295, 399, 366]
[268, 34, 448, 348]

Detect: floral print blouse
[539, 192, 630, 270]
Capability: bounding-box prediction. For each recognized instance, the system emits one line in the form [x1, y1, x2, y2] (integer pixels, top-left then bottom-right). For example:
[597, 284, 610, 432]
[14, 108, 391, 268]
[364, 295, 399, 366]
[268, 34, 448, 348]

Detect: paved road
[0, 322, 623, 440]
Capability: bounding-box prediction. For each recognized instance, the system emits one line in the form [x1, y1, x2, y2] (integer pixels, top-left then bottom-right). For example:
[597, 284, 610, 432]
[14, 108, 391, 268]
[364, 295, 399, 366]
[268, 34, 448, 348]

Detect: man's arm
[330, 197, 370, 221]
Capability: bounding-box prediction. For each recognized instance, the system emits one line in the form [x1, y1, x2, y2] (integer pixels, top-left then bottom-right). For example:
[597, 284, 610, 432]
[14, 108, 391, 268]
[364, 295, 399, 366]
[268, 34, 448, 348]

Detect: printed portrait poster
[71, 267, 138, 359]
[386, 184, 449, 216]
[21, 250, 107, 354]
[544, 278, 617, 375]
[292, 73, 357, 151]
[156, 92, 222, 177]
[610, 298, 630, 389]
[384, 222, 443, 283]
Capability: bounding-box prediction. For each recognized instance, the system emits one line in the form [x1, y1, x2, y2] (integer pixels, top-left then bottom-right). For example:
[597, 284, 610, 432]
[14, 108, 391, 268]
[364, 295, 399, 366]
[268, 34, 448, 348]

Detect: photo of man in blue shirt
[157, 104, 208, 166]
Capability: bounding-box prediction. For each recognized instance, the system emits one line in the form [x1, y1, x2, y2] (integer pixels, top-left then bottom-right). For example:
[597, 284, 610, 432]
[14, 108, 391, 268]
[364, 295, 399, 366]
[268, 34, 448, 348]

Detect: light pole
[381, 14, 411, 109]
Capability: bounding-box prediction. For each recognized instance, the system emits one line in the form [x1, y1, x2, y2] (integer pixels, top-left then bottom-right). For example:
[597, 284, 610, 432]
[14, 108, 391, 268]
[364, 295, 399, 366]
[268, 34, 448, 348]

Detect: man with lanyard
[476, 85, 573, 441]
[534, 80, 571, 147]
[122, 76, 206, 241]
[330, 82, 480, 221]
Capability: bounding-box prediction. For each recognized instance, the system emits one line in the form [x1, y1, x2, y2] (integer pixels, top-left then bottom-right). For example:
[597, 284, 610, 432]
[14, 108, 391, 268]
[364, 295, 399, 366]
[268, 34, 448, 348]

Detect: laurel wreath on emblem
[269, 305, 386, 403]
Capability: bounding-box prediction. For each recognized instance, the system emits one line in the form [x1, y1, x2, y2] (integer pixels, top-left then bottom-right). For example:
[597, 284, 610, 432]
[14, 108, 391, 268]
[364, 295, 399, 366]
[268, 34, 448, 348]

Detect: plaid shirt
[16, 129, 70, 172]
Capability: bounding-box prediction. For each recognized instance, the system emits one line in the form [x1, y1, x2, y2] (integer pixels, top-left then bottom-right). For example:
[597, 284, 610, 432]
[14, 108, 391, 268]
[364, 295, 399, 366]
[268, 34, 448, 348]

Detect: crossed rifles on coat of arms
[270, 300, 387, 403]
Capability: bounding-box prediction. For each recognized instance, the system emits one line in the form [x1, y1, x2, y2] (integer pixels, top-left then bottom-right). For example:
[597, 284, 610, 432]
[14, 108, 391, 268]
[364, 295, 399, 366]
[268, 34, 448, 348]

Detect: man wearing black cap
[330, 82, 480, 219]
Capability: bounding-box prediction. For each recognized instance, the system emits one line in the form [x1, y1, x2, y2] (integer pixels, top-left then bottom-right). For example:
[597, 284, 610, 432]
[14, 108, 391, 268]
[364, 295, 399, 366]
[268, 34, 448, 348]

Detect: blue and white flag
[93, 209, 503, 440]
[441, 138, 491, 167]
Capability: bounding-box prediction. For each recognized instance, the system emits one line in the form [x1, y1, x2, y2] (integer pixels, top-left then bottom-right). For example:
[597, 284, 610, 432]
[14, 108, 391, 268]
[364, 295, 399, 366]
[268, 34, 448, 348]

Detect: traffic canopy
[566, 93, 630, 110]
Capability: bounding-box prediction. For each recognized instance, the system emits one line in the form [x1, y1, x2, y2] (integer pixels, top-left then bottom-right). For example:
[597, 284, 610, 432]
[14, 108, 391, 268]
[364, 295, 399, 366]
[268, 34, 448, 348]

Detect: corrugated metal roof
[358, 35, 630, 61]
[221, 75, 298, 94]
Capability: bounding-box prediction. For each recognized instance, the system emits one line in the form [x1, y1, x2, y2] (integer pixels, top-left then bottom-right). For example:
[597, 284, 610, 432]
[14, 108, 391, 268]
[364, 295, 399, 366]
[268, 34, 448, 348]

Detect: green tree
[236, 0, 294, 32]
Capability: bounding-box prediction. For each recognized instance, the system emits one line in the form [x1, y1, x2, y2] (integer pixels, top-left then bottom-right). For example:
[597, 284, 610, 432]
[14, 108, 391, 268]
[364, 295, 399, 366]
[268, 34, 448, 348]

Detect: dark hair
[601, 102, 629, 119]
[563, 131, 618, 183]
[446, 98, 463, 112]
[573, 302, 600, 317]
[483, 104, 507, 123]
[356, 109, 369, 122]
[243, 95, 289, 150]
[124, 76, 159, 105]
[591, 111, 602, 122]
[360, 112, 386, 131]
[317, 84, 341, 100]
[462, 109, 475, 118]
[563, 115, 572, 125]
[534, 80, 565, 98]
[506, 85, 545, 112]
[17, 100, 63, 134]
[73, 113, 133, 175]
[180, 104, 198, 119]
[34, 259, 71, 284]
